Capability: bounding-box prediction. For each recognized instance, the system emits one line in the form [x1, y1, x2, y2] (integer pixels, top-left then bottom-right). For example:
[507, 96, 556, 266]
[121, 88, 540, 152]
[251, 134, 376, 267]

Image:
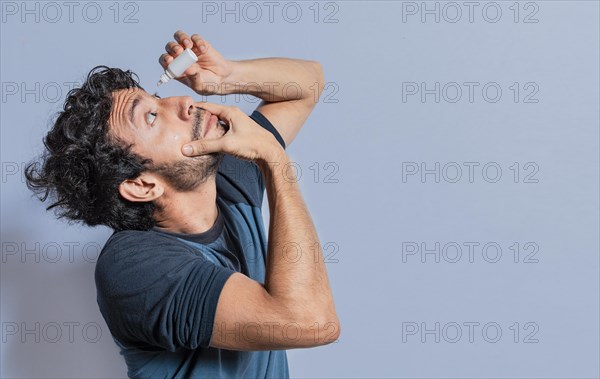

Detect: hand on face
[182, 103, 283, 163]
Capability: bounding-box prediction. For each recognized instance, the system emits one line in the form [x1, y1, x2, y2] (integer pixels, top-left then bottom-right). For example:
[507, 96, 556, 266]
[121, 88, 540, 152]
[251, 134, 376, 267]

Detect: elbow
[292, 306, 340, 347]
[309, 311, 340, 346]
[310, 60, 325, 100]
[279, 294, 340, 348]
[320, 315, 341, 345]
[312, 60, 324, 82]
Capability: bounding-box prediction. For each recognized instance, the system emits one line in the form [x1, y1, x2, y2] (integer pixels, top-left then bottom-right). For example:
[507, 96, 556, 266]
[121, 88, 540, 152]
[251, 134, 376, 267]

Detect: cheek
[165, 128, 189, 143]
[166, 132, 188, 158]
[143, 129, 190, 162]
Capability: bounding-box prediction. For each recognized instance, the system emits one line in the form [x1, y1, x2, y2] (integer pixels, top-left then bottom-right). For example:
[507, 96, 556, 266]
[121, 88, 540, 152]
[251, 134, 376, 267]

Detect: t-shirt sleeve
[250, 110, 286, 150]
[95, 231, 235, 351]
[216, 110, 286, 208]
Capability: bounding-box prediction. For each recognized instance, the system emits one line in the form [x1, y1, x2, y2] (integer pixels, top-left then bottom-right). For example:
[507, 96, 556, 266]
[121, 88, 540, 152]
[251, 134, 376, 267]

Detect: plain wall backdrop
[1, 1, 599, 377]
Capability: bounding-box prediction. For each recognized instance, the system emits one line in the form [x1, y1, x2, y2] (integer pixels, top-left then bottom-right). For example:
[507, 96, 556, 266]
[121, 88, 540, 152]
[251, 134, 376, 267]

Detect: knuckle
[198, 141, 210, 153]
[187, 143, 200, 155]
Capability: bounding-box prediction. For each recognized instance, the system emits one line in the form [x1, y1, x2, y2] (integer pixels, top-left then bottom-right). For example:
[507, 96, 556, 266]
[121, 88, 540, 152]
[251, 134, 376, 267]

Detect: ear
[118, 173, 164, 202]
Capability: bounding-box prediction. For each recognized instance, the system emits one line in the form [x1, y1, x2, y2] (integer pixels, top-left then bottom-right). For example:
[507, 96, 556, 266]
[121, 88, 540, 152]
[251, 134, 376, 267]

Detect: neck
[153, 177, 219, 235]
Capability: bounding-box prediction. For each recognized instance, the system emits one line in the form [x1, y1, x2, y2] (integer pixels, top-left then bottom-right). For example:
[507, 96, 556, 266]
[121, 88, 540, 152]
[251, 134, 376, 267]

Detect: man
[25, 31, 340, 378]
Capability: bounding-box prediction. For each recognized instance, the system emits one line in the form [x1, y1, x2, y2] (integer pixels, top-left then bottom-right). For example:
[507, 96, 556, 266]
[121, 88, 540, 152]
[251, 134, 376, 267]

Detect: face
[108, 88, 227, 191]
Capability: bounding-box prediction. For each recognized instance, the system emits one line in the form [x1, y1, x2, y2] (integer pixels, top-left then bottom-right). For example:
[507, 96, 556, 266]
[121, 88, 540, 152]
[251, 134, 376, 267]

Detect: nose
[178, 96, 195, 120]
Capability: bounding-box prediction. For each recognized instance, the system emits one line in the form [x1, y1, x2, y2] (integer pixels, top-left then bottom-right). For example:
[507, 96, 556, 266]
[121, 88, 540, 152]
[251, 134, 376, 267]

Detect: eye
[146, 112, 157, 126]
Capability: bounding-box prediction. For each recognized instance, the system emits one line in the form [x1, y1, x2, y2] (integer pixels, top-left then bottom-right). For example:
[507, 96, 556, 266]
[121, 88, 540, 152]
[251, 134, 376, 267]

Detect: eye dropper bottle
[157, 48, 198, 86]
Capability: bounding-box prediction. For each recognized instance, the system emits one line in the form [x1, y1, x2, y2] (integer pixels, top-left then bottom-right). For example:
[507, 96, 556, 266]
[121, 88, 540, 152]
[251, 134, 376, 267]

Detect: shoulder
[95, 230, 197, 295]
[98, 229, 191, 264]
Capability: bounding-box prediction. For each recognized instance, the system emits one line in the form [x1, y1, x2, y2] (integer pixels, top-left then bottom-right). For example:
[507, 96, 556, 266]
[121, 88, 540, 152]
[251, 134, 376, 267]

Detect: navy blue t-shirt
[95, 111, 289, 378]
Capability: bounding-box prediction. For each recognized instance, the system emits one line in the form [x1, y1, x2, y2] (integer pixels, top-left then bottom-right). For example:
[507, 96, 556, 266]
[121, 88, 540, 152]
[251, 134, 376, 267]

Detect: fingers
[182, 138, 226, 157]
[161, 31, 192, 61]
[190, 34, 209, 54]
[181, 102, 239, 156]
[195, 102, 228, 117]
[158, 53, 172, 68]
[196, 102, 240, 122]
[173, 30, 209, 55]
[165, 41, 182, 55]
[173, 30, 193, 49]
[160, 31, 208, 68]
[159, 40, 183, 68]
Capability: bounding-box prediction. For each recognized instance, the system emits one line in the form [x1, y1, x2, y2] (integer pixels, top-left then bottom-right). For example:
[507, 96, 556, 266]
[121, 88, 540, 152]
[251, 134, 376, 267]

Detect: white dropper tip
[157, 73, 170, 86]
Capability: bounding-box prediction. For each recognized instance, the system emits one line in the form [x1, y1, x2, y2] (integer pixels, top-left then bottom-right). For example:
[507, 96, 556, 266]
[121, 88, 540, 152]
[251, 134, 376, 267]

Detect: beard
[149, 107, 224, 192]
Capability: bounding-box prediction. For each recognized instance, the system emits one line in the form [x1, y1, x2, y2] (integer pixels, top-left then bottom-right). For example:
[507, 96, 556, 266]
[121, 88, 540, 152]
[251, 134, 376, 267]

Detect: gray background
[1, 0, 599, 377]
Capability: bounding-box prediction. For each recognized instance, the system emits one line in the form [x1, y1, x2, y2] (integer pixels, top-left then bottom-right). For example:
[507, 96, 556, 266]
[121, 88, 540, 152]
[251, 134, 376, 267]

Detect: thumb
[181, 138, 225, 156]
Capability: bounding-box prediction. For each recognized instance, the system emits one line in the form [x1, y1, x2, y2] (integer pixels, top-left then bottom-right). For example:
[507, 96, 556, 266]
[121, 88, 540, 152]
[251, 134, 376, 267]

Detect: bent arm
[210, 150, 340, 350]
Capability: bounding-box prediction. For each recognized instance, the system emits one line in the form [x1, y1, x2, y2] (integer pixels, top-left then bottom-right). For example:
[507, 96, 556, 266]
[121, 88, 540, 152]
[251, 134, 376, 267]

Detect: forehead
[108, 87, 147, 140]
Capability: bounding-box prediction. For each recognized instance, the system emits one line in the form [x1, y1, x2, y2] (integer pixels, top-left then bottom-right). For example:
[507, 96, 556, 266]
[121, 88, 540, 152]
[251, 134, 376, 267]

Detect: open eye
[146, 112, 157, 126]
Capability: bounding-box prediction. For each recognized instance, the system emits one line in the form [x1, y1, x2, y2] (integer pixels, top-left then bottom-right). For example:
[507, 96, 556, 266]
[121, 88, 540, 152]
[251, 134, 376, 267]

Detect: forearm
[220, 58, 324, 103]
[257, 151, 338, 327]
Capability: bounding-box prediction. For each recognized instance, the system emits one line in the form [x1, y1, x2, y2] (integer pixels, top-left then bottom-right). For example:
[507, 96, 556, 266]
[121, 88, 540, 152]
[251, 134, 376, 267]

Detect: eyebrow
[127, 94, 143, 126]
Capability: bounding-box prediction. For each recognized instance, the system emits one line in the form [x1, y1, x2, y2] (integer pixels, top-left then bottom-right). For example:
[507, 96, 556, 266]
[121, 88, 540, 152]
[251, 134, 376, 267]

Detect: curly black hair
[25, 66, 159, 232]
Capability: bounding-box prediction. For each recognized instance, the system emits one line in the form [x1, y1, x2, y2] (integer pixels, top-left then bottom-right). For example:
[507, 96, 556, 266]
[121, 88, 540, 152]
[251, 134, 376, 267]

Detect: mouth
[202, 110, 229, 138]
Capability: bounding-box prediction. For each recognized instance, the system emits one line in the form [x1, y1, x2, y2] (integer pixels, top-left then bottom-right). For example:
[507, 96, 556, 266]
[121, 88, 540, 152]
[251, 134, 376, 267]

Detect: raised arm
[159, 30, 324, 147]
[220, 58, 324, 147]
[181, 103, 340, 351]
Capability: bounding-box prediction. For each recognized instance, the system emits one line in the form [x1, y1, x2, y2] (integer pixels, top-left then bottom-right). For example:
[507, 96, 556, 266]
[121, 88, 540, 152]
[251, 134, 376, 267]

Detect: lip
[202, 111, 218, 138]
